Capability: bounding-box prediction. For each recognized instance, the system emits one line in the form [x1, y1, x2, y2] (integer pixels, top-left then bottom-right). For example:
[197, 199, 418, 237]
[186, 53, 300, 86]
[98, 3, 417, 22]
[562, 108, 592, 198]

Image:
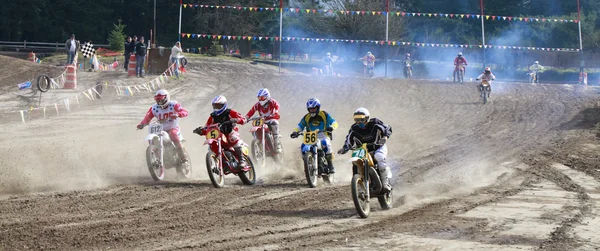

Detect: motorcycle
[141, 121, 192, 181]
[403, 61, 412, 79]
[248, 116, 284, 167]
[479, 80, 491, 104]
[292, 129, 333, 188]
[199, 123, 256, 188]
[528, 71, 538, 84]
[343, 140, 392, 218]
[363, 61, 374, 77]
[454, 65, 465, 84]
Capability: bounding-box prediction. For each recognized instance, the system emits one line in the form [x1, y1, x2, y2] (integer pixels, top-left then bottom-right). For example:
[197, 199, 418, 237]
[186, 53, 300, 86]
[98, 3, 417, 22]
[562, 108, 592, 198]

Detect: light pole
[577, 0, 584, 84]
[153, 0, 157, 47]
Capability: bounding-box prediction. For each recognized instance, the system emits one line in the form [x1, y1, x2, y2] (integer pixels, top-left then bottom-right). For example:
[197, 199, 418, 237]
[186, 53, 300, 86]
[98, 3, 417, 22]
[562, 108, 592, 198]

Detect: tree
[108, 20, 127, 51]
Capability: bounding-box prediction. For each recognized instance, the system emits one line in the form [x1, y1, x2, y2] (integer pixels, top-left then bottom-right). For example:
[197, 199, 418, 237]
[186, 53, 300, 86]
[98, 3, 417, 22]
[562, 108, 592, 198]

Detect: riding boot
[326, 154, 335, 174]
[176, 146, 189, 163]
[380, 166, 392, 192]
[234, 147, 247, 169]
[273, 134, 283, 153]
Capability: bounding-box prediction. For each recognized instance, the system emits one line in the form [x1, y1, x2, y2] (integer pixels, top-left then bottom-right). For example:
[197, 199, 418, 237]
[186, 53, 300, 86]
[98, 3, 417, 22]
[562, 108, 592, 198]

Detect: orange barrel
[128, 54, 137, 76]
[64, 65, 77, 89]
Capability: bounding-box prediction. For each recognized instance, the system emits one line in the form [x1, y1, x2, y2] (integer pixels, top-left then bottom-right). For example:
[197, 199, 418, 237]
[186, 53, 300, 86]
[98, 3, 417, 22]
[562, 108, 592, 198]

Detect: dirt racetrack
[2, 57, 600, 250]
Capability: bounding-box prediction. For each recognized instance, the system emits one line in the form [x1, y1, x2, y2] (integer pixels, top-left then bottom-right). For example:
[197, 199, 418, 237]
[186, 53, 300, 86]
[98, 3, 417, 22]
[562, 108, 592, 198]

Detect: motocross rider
[529, 61, 544, 83]
[453, 52, 468, 82]
[290, 98, 339, 174]
[402, 53, 412, 73]
[337, 108, 393, 192]
[323, 52, 334, 75]
[476, 67, 496, 97]
[364, 52, 376, 68]
[193, 95, 248, 168]
[137, 90, 190, 164]
[245, 88, 283, 153]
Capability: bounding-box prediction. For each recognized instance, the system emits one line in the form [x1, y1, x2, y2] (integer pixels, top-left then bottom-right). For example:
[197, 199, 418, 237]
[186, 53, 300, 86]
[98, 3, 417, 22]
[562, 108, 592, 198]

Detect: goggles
[353, 115, 368, 124]
[212, 103, 225, 110]
[258, 96, 268, 101]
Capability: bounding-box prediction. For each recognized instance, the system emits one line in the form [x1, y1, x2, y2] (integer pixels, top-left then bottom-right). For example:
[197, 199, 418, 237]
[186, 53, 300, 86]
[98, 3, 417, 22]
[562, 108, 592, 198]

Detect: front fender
[300, 143, 318, 155]
[204, 138, 218, 145]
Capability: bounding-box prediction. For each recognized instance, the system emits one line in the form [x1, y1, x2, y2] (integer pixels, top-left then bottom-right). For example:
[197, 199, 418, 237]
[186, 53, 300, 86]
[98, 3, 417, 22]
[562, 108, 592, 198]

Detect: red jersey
[245, 99, 281, 121]
[454, 57, 468, 66]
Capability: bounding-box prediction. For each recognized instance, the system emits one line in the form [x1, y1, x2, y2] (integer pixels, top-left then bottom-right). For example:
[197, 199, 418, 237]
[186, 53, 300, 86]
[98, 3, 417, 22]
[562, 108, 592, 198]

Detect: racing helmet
[257, 88, 271, 106]
[211, 95, 228, 116]
[154, 90, 170, 109]
[306, 98, 321, 117]
[353, 107, 370, 129]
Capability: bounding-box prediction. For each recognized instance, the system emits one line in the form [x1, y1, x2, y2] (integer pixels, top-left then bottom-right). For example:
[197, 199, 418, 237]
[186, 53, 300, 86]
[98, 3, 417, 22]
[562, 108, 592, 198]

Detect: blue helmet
[306, 98, 321, 117]
[257, 88, 271, 106]
[211, 95, 228, 116]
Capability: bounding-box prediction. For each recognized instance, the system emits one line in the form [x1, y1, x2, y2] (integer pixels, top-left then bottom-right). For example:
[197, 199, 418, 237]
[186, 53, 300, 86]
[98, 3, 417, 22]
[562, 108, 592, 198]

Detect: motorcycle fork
[217, 140, 224, 177]
[262, 125, 266, 156]
[155, 135, 164, 168]
[363, 159, 370, 200]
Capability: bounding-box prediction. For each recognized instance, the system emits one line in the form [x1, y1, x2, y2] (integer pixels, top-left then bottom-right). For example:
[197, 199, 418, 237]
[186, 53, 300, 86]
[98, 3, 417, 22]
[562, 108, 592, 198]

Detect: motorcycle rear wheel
[238, 156, 256, 185]
[351, 174, 370, 218]
[378, 190, 393, 210]
[175, 147, 192, 179]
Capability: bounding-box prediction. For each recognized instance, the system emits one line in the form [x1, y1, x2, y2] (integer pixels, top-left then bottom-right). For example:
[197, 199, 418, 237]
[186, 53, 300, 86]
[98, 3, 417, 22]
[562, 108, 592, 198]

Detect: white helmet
[326, 52, 331, 57]
[154, 90, 170, 109]
[211, 95, 228, 116]
[257, 88, 271, 106]
[458, 52, 463, 56]
[353, 107, 370, 127]
[367, 52, 372, 56]
[534, 61, 539, 64]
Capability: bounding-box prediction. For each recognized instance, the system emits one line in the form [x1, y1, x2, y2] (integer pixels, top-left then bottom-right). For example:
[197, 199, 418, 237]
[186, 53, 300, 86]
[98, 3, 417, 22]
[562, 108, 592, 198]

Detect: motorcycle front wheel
[351, 174, 370, 218]
[251, 139, 266, 168]
[146, 146, 165, 181]
[303, 153, 318, 188]
[206, 152, 225, 188]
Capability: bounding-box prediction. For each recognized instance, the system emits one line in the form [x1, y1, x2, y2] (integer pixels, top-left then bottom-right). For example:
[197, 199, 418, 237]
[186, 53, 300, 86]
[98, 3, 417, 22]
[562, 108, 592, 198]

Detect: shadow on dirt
[553, 107, 600, 131]
[234, 208, 356, 219]
[139, 181, 215, 189]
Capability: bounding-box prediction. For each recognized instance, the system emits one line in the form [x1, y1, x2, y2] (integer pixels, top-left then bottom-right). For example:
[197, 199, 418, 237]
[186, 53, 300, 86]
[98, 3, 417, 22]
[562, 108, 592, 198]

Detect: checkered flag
[80, 42, 95, 58]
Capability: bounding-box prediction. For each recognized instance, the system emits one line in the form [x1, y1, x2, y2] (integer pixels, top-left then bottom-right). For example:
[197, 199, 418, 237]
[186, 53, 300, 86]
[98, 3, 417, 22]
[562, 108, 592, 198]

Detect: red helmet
[154, 90, 170, 109]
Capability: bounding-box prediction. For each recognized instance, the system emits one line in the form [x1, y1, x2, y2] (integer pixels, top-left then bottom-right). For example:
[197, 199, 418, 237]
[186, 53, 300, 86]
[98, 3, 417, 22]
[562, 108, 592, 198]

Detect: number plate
[206, 128, 220, 139]
[252, 118, 264, 127]
[482, 80, 489, 86]
[149, 124, 163, 134]
[303, 131, 318, 144]
[351, 148, 367, 159]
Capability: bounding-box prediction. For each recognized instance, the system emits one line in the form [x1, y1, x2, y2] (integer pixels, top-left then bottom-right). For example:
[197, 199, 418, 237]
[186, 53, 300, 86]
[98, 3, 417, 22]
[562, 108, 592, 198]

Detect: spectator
[65, 34, 80, 65]
[124, 36, 132, 70]
[170, 41, 183, 79]
[135, 36, 147, 78]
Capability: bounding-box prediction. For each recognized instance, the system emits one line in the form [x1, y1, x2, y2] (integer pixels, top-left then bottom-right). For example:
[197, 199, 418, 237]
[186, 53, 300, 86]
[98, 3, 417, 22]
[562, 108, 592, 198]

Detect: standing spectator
[65, 34, 80, 65]
[124, 36, 132, 70]
[135, 36, 147, 78]
[170, 41, 183, 79]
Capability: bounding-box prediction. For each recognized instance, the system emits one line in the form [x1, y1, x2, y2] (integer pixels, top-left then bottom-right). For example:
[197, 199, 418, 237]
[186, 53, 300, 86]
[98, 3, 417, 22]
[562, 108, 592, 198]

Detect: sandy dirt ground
[1, 56, 600, 251]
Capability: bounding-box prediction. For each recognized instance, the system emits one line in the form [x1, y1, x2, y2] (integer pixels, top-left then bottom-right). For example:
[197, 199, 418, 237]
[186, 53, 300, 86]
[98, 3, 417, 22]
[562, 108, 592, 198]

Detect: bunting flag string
[181, 33, 579, 52]
[16, 61, 183, 124]
[180, 3, 577, 23]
